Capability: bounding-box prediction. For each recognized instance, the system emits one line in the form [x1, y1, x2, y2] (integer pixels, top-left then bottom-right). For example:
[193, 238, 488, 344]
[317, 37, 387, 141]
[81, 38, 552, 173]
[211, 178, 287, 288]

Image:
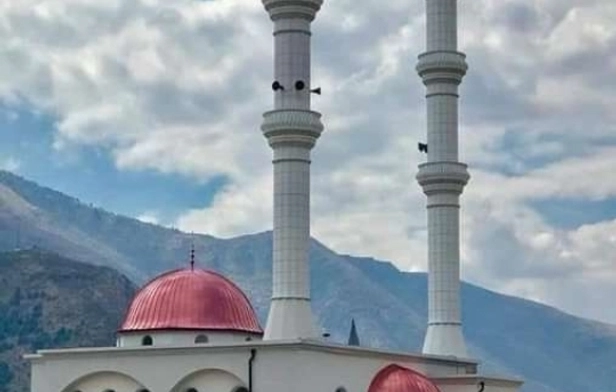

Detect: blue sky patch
[532, 198, 616, 230]
[0, 104, 226, 225]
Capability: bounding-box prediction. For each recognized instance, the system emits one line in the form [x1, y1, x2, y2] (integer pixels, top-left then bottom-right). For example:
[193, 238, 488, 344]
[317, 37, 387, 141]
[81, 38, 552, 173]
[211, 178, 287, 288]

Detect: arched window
[186, 388, 198, 392]
[194, 334, 209, 344]
[142, 335, 153, 346]
[335, 388, 347, 392]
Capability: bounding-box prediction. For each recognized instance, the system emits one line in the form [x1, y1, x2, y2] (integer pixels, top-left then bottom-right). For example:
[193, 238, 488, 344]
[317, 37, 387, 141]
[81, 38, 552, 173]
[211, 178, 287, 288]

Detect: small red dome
[368, 364, 441, 392]
[119, 268, 263, 334]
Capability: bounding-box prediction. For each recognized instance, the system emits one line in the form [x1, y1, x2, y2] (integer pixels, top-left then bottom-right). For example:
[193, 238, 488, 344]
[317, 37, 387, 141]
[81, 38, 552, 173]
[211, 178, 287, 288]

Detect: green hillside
[0, 250, 135, 392]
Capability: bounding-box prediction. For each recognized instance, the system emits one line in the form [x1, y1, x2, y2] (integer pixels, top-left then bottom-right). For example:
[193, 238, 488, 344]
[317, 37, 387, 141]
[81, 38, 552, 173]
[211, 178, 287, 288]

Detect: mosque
[26, 1, 524, 391]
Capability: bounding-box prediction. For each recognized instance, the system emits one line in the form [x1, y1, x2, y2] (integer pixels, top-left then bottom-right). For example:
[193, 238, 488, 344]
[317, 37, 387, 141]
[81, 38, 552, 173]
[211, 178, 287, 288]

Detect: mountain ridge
[0, 169, 615, 392]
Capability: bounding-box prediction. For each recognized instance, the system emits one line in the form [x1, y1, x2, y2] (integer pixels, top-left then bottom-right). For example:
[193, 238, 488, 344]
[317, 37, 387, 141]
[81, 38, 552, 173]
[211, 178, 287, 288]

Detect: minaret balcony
[262, 0, 323, 21]
[261, 109, 323, 148]
[416, 161, 470, 195]
[416, 51, 468, 85]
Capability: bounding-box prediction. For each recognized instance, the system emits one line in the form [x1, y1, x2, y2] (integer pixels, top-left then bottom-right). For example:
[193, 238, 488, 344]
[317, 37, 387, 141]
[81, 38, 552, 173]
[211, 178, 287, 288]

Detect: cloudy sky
[1, 0, 615, 325]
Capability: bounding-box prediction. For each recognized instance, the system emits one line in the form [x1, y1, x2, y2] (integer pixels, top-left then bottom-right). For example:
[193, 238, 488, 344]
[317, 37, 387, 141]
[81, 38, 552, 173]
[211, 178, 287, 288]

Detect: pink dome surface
[119, 268, 263, 334]
[368, 364, 441, 392]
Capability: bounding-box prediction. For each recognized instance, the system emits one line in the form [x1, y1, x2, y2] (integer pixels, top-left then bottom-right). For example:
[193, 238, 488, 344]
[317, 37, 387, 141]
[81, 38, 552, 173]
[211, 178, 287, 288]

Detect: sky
[1, 0, 616, 325]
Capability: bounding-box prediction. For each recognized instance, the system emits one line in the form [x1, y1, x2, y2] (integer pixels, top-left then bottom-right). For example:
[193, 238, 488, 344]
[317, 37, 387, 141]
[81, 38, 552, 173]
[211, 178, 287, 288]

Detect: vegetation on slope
[0, 250, 135, 392]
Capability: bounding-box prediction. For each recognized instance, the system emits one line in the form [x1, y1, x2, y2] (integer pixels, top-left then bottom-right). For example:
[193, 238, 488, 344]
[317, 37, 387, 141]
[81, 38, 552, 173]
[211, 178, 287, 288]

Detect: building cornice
[433, 374, 524, 387]
[26, 340, 478, 368]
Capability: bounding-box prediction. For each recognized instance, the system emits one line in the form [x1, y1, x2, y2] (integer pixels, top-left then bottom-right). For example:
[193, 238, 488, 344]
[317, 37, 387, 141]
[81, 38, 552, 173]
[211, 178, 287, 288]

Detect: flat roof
[26, 338, 477, 368]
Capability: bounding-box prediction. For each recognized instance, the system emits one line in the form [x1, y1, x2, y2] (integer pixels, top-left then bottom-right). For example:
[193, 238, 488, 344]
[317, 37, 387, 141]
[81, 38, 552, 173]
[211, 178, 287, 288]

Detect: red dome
[119, 268, 263, 334]
[368, 365, 441, 392]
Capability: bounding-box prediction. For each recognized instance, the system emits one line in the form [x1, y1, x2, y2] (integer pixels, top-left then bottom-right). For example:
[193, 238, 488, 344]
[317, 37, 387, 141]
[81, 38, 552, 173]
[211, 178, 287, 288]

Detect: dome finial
[190, 233, 195, 271]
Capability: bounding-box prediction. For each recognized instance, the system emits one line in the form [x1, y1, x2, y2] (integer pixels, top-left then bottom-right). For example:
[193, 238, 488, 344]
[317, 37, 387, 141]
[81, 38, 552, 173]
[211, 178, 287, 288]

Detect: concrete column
[261, 0, 324, 340]
[416, 0, 470, 358]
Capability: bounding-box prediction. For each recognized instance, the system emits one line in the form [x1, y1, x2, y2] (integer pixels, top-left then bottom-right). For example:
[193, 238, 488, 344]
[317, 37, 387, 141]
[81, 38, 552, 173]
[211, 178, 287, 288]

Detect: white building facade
[29, 340, 520, 392]
[27, 1, 525, 392]
[28, 266, 521, 392]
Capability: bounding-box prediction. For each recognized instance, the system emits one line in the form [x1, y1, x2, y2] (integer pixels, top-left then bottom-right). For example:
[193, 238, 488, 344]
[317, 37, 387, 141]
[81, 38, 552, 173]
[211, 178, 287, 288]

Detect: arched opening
[61, 371, 145, 392]
[137, 389, 151, 392]
[171, 368, 243, 392]
[141, 335, 153, 346]
[194, 334, 209, 344]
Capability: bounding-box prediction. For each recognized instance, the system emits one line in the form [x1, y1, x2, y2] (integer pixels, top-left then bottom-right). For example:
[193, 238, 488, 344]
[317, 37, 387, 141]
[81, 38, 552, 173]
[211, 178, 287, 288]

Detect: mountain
[0, 249, 136, 392]
[0, 169, 615, 392]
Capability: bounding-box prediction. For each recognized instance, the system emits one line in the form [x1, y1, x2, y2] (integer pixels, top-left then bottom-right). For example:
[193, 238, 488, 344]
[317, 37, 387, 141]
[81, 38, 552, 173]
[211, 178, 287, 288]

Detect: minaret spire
[416, 0, 469, 357]
[348, 319, 360, 347]
[261, 0, 324, 340]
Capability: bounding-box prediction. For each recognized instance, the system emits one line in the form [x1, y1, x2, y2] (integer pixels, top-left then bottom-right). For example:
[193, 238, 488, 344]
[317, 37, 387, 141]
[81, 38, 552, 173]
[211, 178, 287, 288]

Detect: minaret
[261, 0, 324, 340]
[416, 0, 470, 357]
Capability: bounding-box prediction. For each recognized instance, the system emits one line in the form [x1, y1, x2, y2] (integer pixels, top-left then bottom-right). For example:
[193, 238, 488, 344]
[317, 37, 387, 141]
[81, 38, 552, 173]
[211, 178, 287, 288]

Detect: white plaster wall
[117, 331, 260, 348]
[250, 346, 470, 392]
[31, 347, 251, 392]
[30, 343, 489, 392]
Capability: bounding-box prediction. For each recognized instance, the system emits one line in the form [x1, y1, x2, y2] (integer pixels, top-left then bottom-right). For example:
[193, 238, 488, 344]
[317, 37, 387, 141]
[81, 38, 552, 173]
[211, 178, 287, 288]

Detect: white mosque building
[26, 1, 524, 392]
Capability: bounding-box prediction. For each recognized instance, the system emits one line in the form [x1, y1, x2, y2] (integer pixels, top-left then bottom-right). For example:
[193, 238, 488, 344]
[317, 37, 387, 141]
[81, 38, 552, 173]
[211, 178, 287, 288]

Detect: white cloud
[1, 0, 616, 324]
[462, 198, 616, 323]
[0, 157, 21, 172]
[137, 211, 160, 225]
[178, 173, 272, 237]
